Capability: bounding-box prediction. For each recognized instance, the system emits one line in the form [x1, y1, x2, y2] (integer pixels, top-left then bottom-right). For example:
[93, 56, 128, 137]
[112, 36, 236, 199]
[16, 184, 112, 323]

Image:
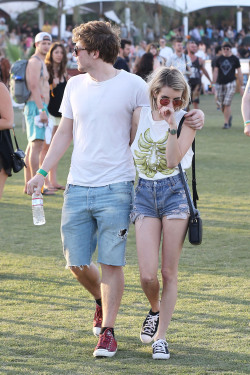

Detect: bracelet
[38, 108, 45, 113]
[244, 120, 250, 126]
[36, 168, 48, 177]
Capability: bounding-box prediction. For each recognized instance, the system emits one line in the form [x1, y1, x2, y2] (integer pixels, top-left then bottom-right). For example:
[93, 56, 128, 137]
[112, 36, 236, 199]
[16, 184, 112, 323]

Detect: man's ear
[92, 50, 100, 59]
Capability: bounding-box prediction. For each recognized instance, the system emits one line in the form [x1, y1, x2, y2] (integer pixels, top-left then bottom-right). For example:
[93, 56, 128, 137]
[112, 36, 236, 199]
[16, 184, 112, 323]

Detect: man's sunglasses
[160, 97, 183, 108]
[222, 47, 231, 51]
[73, 46, 88, 56]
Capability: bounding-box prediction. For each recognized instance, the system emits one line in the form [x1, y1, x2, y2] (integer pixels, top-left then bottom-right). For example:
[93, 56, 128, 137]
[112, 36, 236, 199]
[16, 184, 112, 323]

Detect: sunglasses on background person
[222, 47, 231, 51]
[160, 97, 183, 108]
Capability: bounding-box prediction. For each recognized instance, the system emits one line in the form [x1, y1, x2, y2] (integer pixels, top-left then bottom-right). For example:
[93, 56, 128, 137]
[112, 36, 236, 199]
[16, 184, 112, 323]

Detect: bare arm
[201, 58, 212, 82]
[241, 76, 250, 137]
[27, 116, 73, 194]
[0, 83, 14, 130]
[130, 107, 142, 145]
[212, 67, 219, 94]
[161, 107, 196, 168]
[26, 57, 48, 123]
[236, 67, 244, 96]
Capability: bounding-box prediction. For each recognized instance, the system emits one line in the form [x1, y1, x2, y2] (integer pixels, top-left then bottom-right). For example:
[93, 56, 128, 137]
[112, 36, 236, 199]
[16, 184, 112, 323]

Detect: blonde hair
[147, 67, 190, 111]
[72, 21, 120, 64]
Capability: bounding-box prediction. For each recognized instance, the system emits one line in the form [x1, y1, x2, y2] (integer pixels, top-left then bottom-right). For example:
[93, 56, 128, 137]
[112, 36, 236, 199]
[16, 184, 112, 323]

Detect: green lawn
[0, 94, 249, 375]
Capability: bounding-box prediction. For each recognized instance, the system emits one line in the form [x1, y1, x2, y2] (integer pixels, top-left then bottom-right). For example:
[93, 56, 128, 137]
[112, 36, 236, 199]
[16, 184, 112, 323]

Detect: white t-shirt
[159, 46, 173, 64]
[131, 107, 193, 180]
[60, 70, 149, 186]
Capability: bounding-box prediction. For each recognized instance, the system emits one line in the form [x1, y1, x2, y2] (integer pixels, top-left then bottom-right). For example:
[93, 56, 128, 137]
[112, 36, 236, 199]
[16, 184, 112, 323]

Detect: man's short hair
[174, 37, 183, 44]
[222, 41, 232, 49]
[72, 21, 120, 64]
[215, 45, 222, 54]
[120, 38, 132, 49]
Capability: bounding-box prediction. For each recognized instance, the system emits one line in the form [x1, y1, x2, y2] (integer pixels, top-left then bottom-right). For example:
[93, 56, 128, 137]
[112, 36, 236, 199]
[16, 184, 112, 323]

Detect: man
[158, 37, 173, 65]
[24, 32, 52, 194]
[241, 76, 250, 137]
[166, 38, 191, 81]
[27, 21, 205, 358]
[113, 38, 131, 72]
[187, 40, 212, 109]
[212, 41, 244, 129]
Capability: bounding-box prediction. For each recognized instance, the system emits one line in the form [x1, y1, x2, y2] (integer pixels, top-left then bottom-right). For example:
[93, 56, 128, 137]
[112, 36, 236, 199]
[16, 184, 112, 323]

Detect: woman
[0, 81, 14, 198]
[146, 43, 165, 70]
[135, 52, 154, 81]
[43, 42, 68, 190]
[130, 67, 196, 359]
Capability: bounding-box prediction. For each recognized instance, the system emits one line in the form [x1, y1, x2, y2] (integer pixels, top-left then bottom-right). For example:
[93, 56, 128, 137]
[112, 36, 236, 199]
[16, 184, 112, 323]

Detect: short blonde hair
[147, 67, 190, 111]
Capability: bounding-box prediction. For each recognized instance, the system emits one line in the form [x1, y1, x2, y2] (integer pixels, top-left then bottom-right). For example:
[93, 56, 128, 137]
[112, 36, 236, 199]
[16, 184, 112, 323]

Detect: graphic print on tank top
[134, 128, 175, 178]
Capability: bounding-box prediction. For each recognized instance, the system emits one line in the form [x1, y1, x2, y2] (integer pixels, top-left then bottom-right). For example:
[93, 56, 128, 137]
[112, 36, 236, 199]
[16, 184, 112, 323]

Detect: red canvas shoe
[93, 303, 102, 337]
[93, 328, 117, 357]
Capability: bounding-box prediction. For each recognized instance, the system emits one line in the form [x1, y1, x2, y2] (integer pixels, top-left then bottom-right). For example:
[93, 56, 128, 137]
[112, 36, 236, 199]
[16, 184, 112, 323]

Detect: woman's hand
[159, 106, 177, 128]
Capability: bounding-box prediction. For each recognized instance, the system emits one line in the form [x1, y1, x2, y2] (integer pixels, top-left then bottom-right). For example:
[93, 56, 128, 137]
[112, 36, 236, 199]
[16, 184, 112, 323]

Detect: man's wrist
[244, 120, 250, 127]
[36, 168, 48, 177]
[38, 108, 46, 114]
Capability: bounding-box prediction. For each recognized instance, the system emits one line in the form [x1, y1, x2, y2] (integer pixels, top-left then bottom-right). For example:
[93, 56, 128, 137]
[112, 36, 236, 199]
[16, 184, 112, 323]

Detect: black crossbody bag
[177, 115, 202, 245]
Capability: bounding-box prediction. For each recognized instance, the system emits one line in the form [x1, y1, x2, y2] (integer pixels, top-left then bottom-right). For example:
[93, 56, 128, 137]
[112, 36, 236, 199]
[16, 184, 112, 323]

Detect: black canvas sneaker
[152, 339, 170, 360]
[140, 310, 159, 343]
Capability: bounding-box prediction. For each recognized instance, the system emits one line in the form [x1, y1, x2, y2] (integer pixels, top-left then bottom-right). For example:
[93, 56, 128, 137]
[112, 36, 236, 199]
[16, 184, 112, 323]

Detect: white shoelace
[143, 314, 159, 333]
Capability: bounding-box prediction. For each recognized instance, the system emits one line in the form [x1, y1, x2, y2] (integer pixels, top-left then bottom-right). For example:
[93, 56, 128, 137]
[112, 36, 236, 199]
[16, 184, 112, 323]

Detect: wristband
[38, 108, 45, 113]
[36, 168, 48, 177]
[244, 120, 250, 126]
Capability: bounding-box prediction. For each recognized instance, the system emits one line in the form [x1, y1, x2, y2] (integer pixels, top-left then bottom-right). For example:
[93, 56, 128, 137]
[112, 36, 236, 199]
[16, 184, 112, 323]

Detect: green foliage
[5, 40, 24, 63]
[0, 94, 249, 374]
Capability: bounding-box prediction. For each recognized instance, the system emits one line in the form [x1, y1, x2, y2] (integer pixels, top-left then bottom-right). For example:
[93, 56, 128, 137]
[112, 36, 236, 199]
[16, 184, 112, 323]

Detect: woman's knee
[161, 267, 178, 284]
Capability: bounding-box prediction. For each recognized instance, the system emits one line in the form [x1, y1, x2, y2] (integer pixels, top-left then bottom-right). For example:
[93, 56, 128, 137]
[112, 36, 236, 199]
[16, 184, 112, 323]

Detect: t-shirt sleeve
[59, 80, 73, 119]
[135, 78, 150, 108]
[235, 56, 241, 69]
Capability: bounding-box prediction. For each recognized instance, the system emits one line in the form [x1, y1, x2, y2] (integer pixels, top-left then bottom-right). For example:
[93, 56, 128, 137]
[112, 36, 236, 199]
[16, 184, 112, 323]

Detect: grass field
[0, 94, 249, 375]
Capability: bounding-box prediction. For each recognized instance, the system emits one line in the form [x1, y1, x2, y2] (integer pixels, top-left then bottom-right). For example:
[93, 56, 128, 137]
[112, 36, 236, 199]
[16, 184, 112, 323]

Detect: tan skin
[241, 75, 250, 136]
[43, 45, 68, 190]
[24, 39, 51, 193]
[0, 82, 14, 198]
[131, 86, 195, 341]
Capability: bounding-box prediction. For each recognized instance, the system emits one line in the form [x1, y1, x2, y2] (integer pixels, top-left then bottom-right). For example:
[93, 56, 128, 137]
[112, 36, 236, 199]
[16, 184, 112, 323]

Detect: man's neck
[34, 51, 45, 61]
[88, 62, 118, 82]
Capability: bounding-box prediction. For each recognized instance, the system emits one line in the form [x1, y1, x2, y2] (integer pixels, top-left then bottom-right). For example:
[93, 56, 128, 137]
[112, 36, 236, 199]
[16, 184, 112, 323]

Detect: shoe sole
[93, 326, 101, 337]
[140, 331, 157, 344]
[93, 349, 117, 357]
[152, 353, 170, 360]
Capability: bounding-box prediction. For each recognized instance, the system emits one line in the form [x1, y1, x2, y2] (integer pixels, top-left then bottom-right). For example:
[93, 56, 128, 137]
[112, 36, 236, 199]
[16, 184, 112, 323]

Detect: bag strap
[178, 162, 196, 219]
[11, 128, 19, 150]
[177, 114, 199, 209]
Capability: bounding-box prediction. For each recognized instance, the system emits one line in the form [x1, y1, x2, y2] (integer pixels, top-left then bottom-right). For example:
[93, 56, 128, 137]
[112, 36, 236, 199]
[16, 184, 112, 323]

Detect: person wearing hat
[186, 40, 212, 109]
[23, 32, 52, 194]
[212, 41, 244, 129]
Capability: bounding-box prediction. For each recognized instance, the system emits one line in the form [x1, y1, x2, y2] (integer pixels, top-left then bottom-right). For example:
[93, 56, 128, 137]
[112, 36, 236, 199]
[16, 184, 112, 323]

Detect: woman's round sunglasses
[160, 97, 183, 108]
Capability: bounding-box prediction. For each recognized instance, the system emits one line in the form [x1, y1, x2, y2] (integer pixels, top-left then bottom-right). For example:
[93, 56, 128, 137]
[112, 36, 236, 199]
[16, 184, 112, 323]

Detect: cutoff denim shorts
[130, 174, 190, 223]
[61, 181, 134, 267]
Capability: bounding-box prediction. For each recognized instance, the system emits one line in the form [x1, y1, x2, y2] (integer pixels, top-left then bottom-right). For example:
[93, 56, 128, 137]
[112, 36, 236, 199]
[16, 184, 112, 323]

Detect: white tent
[0, 0, 249, 34]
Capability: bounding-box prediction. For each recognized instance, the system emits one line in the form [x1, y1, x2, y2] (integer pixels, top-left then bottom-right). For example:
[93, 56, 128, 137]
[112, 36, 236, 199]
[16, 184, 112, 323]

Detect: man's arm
[200, 58, 212, 82]
[212, 66, 219, 94]
[26, 57, 48, 123]
[27, 117, 73, 194]
[184, 109, 205, 130]
[236, 67, 244, 96]
[241, 76, 250, 137]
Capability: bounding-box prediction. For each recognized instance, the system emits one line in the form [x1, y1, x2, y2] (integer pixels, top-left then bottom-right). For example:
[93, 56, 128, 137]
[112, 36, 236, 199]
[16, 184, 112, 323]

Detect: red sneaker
[93, 303, 102, 337]
[93, 328, 117, 357]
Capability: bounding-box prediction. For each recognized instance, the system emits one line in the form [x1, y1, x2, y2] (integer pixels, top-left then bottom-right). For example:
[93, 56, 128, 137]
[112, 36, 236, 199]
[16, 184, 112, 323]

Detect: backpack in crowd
[10, 59, 31, 104]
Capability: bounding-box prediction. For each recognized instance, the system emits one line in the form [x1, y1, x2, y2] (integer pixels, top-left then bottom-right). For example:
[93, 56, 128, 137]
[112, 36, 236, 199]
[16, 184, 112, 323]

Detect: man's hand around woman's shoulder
[184, 109, 205, 130]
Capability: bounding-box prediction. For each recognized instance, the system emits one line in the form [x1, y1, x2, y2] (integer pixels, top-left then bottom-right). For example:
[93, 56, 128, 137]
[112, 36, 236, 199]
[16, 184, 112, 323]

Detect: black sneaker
[152, 339, 170, 360]
[222, 123, 229, 129]
[140, 310, 159, 343]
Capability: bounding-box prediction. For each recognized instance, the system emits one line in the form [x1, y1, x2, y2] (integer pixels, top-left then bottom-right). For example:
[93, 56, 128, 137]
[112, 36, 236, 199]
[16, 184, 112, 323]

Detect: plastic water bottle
[32, 189, 46, 225]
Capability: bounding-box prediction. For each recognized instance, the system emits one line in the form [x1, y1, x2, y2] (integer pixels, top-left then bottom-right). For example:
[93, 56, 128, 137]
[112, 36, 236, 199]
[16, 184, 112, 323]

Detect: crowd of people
[0, 17, 249, 362]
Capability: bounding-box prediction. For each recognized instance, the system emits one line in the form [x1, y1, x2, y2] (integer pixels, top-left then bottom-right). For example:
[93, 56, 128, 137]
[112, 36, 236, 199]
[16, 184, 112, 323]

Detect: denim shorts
[61, 181, 134, 267]
[130, 174, 190, 223]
